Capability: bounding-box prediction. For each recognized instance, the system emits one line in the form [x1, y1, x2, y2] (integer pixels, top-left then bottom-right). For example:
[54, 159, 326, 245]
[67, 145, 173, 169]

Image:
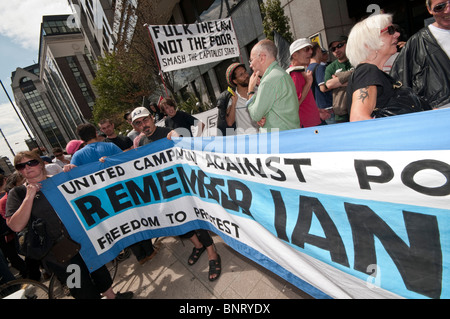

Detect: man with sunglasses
[131, 106, 223, 281]
[52, 147, 71, 168]
[324, 36, 353, 123]
[390, 0, 450, 109]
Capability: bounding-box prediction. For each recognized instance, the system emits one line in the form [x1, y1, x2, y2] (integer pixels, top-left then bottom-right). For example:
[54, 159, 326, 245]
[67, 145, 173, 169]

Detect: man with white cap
[131, 106, 175, 146]
[131, 106, 222, 281]
[287, 38, 323, 128]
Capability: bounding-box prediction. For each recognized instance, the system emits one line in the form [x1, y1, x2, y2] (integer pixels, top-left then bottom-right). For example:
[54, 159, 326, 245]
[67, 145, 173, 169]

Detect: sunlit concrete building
[11, 15, 97, 153]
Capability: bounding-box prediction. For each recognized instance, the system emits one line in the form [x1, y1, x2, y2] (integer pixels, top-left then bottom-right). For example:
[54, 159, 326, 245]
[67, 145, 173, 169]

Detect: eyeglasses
[133, 116, 152, 127]
[432, 1, 450, 13]
[380, 25, 400, 35]
[249, 53, 265, 65]
[330, 42, 345, 52]
[15, 159, 40, 171]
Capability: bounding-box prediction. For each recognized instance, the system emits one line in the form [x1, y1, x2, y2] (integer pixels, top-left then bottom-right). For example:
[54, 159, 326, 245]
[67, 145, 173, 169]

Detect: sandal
[208, 254, 221, 281]
[188, 246, 206, 265]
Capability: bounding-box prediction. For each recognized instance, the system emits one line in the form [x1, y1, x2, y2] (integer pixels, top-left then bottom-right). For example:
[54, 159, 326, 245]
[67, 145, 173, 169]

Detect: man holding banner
[36, 17, 450, 300]
[132, 106, 222, 281]
[69, 123, 158, 267]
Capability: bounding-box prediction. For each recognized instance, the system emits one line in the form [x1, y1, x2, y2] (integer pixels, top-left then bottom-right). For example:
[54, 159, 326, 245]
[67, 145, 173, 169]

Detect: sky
[0, 0, 72, 163]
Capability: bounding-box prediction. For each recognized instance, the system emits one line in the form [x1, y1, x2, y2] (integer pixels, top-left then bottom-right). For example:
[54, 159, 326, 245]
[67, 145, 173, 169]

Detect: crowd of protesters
[0, 0, 449, 298]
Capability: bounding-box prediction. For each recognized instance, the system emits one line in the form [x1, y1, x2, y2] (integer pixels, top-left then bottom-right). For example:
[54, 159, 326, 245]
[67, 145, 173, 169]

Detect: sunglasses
[330, 42, 345, 52]
[380, 25, 400, 35]
[15, 159, 40, 171]
[432, 1, 450, 13]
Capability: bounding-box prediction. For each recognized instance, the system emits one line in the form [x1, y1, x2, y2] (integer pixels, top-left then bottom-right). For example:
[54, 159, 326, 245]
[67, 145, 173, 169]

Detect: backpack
[216, 90, 236, 136]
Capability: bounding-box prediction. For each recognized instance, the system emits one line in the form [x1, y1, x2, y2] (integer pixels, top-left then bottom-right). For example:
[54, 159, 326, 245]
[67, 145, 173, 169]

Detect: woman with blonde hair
[346, 13, 429, 121]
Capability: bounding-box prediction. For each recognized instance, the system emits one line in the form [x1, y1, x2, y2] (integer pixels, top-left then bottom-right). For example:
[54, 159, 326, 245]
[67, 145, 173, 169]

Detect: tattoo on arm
[358, 87, 370, 104]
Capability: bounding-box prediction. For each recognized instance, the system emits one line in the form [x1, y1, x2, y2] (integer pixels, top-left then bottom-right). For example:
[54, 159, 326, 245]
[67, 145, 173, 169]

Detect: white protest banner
[42, 108, 450, 299]
[147, 18, 240, 72]
[155, 108, 218, 136]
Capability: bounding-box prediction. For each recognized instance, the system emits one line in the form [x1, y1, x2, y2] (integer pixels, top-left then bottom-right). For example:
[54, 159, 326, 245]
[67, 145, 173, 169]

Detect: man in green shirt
[324, 36, 353, 123]
[247, 39, 300, 132]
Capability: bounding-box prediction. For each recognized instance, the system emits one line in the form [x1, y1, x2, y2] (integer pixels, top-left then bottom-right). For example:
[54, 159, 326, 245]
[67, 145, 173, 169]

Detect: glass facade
[67, 56, 95, 110]
[19, 78, 65, 149]
[42, 16, 81, 36]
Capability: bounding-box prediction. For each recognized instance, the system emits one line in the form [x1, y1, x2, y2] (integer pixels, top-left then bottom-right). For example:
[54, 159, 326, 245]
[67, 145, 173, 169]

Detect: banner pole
[145, 24, 169, 97]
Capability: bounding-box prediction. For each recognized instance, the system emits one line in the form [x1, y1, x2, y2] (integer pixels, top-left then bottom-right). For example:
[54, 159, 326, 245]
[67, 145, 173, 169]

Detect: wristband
[247, 91, 255, 97]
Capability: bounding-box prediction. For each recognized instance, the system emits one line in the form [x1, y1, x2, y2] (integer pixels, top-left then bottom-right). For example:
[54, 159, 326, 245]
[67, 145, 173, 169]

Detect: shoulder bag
[16, 217, 54, 260]
[372, 80, 431, 117]
[15, 187, 80, 263]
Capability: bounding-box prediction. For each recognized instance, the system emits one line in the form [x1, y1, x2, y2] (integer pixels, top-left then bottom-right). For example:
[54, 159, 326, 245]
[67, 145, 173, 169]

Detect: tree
[260, 0, 293, 43]
[91, 0, 166, 132]
[92, 0, 213, 131]
[91, 52, 140, 130]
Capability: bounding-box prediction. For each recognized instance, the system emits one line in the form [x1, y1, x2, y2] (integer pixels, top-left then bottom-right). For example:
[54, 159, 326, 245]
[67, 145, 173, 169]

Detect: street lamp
[0, 79, 38, 150]
[0, 127, 15, 157]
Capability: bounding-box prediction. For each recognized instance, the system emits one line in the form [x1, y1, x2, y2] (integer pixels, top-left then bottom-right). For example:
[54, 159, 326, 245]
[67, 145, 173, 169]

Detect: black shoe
[115, 291, 133, 299]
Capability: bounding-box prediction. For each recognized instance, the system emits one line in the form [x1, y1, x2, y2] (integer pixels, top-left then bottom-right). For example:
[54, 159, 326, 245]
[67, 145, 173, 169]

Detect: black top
[164, 111, 197, 137]
[347, 63, 395, 113]
[390, 26, 450, 108]
[139, 126, 172, 146]
[104, 135, 133, 151]
[6, 185, 68, 243]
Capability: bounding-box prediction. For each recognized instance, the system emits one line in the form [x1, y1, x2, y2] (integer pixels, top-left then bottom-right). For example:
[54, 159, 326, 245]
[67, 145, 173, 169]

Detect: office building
[11, 15, 97, 154]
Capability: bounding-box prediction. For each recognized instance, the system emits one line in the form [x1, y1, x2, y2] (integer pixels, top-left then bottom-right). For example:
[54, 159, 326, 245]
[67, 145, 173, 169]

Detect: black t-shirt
[104, 135, 133, 150]
[347, 63, 395, 113]
[164, 111, 197, 137]
[139, 126, 172, 146]
[152, 111, 165, 123]
[6, 185, 68, 242]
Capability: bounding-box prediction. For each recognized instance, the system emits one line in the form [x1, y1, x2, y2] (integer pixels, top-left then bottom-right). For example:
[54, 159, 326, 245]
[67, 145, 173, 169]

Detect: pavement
[109, 233, 313, 299]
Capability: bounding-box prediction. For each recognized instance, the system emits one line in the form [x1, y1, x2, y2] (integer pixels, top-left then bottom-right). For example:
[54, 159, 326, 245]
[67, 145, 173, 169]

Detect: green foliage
[91, 0, 161, 134]
[175, 92, 207, 114]
[92, 52, 146, 132]
[170, 92, 212, 115]
[260, 0, 293, 43]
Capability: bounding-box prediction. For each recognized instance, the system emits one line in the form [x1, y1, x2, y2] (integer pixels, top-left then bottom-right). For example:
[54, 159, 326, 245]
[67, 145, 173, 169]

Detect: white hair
[254, 39, 278, 60]
[346, 13, 393, 66]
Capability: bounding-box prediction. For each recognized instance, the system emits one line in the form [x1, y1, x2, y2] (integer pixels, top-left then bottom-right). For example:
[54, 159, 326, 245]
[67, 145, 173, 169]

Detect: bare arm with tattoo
[350, 85, 378, 122]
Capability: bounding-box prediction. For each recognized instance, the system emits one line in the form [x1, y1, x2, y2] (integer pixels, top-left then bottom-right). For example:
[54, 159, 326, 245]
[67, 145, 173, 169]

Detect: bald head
[253, 39, 277, 60]
[250, 39, 278, 75]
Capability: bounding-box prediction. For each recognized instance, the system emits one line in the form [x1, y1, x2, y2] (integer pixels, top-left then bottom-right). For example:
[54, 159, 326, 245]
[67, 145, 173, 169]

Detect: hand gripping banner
[42, 108, 450, 299]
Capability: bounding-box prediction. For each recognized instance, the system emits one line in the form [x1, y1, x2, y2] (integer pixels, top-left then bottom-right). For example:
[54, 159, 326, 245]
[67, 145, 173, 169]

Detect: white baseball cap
[289, 38, 312, 56]
[131, 107, 151, 123]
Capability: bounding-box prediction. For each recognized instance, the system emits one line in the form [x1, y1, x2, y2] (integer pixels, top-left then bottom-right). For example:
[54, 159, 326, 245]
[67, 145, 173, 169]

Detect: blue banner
[42, 108, 450, 299]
